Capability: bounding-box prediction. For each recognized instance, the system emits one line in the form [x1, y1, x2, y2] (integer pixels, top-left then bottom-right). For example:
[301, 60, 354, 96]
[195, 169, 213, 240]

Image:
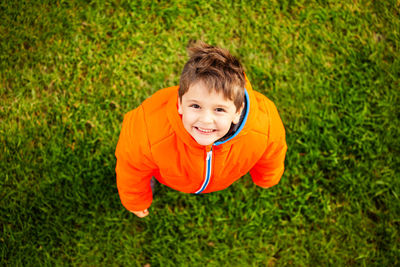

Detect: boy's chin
[193, 136, 217, 146]
[195, 140, 214, 146]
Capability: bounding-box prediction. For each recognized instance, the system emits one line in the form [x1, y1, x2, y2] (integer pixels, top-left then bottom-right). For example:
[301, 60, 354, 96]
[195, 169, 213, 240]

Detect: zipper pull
[206, 149, 212, 160]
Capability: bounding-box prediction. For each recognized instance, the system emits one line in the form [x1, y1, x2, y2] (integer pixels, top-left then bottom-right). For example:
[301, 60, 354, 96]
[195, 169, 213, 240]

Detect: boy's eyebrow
[210, 103, 231, 109]
[215, 104, 229, 108]
[186, 99, 201, 103]
[185, 99, 230, 109]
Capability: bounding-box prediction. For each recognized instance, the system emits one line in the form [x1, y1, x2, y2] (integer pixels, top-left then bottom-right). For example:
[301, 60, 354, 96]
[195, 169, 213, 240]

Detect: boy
[115, 41, 287, 218]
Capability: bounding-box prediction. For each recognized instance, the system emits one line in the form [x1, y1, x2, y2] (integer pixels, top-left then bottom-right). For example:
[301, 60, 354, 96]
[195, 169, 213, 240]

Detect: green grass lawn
[1, 0, 399, 265]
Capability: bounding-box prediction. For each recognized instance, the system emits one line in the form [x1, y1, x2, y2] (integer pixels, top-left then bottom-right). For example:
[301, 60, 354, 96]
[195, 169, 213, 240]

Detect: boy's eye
[215, 108, 226, 112]
[190, 104, 200, 109]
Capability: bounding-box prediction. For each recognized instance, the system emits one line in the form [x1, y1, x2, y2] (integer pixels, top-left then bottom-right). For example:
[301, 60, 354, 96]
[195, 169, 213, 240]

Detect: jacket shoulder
[141, 86, 178, 146]
[250, 91, 285, 139]
[255, 91, 285, 140]
[142, 86, 177, 111]
[253, 91, 275, 113]
[250, 91, 271, 135]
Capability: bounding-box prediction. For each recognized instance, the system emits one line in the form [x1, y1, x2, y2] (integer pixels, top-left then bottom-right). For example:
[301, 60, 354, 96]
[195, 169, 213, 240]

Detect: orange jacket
[115, 78, 287, 211]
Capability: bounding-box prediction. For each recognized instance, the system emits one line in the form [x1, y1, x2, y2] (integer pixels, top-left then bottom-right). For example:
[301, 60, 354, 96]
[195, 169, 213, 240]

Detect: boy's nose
[199, 111, 213, 124]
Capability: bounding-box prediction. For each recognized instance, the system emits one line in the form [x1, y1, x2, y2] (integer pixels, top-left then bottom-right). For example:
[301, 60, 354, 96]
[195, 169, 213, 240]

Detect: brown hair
[179, 41, 245, 110]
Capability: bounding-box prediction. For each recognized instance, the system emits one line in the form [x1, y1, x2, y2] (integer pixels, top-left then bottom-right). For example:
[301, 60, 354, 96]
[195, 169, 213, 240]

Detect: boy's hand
[130, 209, 149, 218]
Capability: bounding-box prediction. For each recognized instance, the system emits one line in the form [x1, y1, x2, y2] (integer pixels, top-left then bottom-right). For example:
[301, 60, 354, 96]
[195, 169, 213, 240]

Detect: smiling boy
[115, 41, 287, 218]
[178, 80, 243, 146]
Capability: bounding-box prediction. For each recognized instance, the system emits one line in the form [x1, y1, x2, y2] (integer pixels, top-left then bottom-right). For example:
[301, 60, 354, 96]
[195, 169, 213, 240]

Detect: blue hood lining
[214, 88, 250, 146]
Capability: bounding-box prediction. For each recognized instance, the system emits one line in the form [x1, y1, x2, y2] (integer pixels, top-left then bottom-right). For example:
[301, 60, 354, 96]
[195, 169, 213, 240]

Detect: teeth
[196, 127, 213, 133]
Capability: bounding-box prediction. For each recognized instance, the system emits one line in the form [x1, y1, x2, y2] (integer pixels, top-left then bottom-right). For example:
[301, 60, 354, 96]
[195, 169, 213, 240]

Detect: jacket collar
[214, 88, 250, 146]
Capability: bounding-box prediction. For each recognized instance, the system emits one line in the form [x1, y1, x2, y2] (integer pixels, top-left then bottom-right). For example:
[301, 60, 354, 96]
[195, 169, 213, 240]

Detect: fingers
[130, 209, 149, 218]
[140, 209, 149, 218]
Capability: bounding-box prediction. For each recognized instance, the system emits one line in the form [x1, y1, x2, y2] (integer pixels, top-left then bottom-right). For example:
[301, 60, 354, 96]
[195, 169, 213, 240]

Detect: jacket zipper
[195, 148, 213, 194]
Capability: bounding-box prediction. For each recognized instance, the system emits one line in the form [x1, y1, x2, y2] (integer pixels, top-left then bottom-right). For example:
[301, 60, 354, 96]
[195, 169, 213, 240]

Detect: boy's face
[178, 81, 243, 146]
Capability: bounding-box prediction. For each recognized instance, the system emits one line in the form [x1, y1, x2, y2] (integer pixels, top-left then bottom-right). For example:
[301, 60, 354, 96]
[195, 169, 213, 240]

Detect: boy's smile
[178, 81, 243, 146]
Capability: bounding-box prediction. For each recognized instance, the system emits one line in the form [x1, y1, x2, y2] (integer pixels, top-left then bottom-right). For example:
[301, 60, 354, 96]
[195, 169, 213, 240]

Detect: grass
[1, 0, 399, 266]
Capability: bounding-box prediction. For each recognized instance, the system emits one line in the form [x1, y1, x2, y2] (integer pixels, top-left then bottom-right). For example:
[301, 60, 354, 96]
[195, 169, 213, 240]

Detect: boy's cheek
[182, 112, 196, 123]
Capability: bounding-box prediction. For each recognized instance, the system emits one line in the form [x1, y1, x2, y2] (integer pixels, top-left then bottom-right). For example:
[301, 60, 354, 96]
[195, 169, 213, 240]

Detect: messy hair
[179, 41, 245, 110]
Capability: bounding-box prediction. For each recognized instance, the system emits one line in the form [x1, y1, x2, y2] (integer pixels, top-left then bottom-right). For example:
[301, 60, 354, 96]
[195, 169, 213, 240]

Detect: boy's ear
[178, 96, 183, 115]
[232, 103, 244, 124]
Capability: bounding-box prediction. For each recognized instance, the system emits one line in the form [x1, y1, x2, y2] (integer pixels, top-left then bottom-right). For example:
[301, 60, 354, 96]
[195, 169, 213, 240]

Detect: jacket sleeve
[250, 100, 287, 188]
[115, 106, 157, 212]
